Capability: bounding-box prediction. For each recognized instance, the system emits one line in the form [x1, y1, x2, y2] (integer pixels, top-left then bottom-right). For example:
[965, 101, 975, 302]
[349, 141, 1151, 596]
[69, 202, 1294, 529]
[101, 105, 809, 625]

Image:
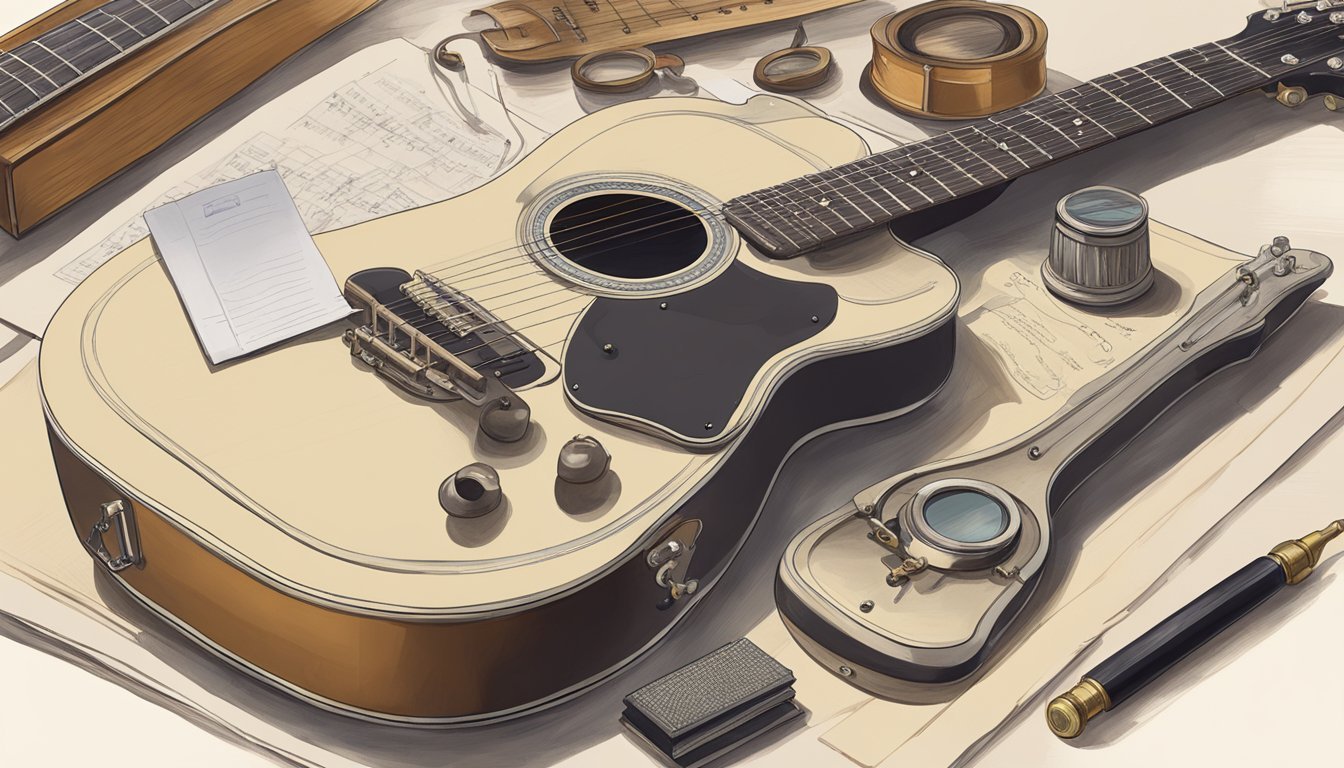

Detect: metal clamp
[646, 520, 702, 608]
[85, 500, 140, 572]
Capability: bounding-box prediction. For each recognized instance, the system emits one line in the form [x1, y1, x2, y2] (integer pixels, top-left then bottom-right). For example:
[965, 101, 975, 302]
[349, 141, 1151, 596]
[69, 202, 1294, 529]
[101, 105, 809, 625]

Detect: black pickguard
[564, 262, 838, 443]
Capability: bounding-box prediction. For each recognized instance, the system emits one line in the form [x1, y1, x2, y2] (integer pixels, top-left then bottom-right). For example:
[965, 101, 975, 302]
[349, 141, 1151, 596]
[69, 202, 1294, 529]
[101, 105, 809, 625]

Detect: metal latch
[85, 500, 140, 572]
[647, 519, 702, 609]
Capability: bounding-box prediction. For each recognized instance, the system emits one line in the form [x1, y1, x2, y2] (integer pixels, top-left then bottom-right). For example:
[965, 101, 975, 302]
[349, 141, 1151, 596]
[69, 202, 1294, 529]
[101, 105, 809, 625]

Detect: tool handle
[1088, 556, 1285, 707]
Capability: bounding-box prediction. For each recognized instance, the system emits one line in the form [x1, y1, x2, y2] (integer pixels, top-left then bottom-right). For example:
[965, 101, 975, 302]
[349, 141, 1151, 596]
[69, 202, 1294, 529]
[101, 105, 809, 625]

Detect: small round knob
[479, 395, 530, 443]
[557, 435, 611, 484]
[1044, 186, 1154, 307]
[439, 463, 502, 518]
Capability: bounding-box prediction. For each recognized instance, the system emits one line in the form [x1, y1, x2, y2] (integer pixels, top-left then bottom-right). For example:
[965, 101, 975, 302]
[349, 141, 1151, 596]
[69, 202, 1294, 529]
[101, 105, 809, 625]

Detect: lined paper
[145, 170, 353, 365]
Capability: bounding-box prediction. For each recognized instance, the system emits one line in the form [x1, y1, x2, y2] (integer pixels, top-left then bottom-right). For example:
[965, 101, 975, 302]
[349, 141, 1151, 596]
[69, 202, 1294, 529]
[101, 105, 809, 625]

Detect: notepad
[145, 170, 354, 365]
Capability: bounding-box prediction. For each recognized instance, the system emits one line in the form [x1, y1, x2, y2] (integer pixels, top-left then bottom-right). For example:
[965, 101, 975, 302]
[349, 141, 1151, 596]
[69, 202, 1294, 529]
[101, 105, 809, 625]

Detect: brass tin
[869, 0, 1048, 119]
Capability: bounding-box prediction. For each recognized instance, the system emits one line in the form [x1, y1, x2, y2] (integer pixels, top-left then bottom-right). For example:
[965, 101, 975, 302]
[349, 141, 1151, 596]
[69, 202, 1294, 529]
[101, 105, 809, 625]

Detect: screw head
[602, 343, 615, 354]
[838, 665, 854, 677]
[659, 301, 669, 310]
[571, 383, 579, 390]
[859, 600, 874, 613]
[704, 422, 714, 430]
[810, 315, 819, 323]
[1028, 446, 1042, 460]
[1264, 8, 1281, 20]
[1329, 56, 1344, 70]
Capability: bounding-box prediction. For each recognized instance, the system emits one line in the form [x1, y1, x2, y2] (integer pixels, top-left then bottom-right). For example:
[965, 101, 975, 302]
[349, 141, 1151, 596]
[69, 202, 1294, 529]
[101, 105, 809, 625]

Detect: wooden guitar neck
[0, 0, 380, 238]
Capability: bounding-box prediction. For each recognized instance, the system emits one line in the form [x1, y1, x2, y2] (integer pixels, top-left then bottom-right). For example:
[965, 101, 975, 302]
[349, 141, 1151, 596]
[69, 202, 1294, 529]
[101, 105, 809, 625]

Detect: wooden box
[0, 0, 380, 238]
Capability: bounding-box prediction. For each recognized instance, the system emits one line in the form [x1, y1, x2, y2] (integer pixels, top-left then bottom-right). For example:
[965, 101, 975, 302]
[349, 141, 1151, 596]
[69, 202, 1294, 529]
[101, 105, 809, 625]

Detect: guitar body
[39, 95, 960, 724]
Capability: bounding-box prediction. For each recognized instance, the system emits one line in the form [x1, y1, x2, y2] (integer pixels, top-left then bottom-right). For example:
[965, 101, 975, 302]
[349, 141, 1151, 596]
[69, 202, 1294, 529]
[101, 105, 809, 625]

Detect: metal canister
[1044, 186, 1153, 306]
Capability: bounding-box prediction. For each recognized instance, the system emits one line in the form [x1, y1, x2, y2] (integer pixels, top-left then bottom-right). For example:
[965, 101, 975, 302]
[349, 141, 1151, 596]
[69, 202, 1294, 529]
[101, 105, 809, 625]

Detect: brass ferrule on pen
[1047, 520, 1344, 739]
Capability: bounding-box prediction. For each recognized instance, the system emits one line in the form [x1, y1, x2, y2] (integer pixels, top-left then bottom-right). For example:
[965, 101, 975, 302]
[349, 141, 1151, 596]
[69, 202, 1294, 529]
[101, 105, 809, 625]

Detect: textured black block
[622, 638, 797, 762]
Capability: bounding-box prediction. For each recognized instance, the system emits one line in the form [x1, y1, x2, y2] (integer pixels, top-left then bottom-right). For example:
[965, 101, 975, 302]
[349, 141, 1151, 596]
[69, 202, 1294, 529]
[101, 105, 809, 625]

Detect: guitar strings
[392, 14, 1340, 302]
[328, 20, 1342, 371]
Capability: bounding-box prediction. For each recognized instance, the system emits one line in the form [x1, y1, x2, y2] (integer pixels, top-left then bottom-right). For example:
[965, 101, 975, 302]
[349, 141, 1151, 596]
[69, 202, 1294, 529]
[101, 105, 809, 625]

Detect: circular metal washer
[897, 478, 1022, 570]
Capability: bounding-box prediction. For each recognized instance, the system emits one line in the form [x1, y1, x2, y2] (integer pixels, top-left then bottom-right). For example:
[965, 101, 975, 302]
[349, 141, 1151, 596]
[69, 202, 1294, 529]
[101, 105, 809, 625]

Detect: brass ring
[869, 0, 1047, 119]
[571, 48, 685, 93]
[752, 46, 834, 92]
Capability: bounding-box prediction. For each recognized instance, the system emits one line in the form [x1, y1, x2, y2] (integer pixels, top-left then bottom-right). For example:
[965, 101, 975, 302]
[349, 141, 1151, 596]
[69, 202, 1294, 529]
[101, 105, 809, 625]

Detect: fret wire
[903, 145, 970, 196]
[922, 134, 1006, 184]
[829, 165, 892, 219]
[847, 159, 903, 216]
[1211, 41, 1270, 78]
[986, 113, 1055, 160]
[944, 133, 1011, 179]
[729, 16, 1344, 251]
[917, 141, 986, 188]
[94, 8, 146, 40]
[779, 181, 845, 233]
[134, 0, 172, 24]
[1163, 54, 1225, 96]
[967, 126, 1034, 170]
[828, 159, 900, 217]
[803, 173, 880, 225]
[1099, 70, 1187, 120]
[5, 51, 61, 89]
[1136, 59, 1218, 105]
[856, 158, 915, 212]
[31, 41, 83, 75]
[0, 0, 223, 131]
[1087, 77, 1156, 125]
[0, 63, 41, 98]
[754, 191, 821, 250]
[1007, 106, 1081, 152]
[866, 150, 939, 205]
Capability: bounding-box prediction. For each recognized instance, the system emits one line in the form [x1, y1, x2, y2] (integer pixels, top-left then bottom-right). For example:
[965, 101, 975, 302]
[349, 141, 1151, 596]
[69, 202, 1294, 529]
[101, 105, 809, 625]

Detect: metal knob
[557, 435, 611, 484]
[479, 393, 530, 443]
[439, 463, 503, 518]
[1043, 186, 1154, 306]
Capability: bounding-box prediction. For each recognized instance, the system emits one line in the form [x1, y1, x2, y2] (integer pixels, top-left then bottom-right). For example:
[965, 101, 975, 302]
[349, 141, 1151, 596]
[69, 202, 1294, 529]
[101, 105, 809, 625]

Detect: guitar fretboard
[724, 10, 1344, 257]
[0, 0, 219, 131]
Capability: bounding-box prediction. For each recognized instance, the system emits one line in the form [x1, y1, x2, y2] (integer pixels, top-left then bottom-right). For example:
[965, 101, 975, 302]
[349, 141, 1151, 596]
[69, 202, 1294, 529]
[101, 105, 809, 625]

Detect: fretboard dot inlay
[720, 9, 1344, 258]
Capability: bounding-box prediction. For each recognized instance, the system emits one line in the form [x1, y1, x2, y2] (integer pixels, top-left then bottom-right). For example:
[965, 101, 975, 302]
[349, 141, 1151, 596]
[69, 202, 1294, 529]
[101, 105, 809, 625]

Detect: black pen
[1047, 520, 1344, 738]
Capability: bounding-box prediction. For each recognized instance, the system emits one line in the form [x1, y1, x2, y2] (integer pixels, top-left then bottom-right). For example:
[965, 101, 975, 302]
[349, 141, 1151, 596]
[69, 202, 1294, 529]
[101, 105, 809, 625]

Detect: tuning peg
[1275, 82, 1309, 107]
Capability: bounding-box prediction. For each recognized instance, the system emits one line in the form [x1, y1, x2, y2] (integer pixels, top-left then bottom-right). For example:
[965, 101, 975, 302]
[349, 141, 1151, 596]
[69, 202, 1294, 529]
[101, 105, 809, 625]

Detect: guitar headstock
[1242, 1, 1344, 109]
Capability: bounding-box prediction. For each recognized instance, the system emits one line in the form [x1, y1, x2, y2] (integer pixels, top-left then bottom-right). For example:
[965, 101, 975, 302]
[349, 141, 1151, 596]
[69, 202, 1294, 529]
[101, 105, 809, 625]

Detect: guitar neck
[0, 0, 221, 131]
[724, 11, 1344, 257]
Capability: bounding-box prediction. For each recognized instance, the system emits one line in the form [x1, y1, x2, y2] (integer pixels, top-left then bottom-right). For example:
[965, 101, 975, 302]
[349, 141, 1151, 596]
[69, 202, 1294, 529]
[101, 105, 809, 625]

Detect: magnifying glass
[571, 48, 686, 93]
[753, 26, 834, 92]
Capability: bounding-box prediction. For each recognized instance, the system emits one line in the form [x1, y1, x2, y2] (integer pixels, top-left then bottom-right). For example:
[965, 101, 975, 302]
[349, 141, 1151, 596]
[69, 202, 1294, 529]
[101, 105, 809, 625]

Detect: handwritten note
[145, 170, 353, 365]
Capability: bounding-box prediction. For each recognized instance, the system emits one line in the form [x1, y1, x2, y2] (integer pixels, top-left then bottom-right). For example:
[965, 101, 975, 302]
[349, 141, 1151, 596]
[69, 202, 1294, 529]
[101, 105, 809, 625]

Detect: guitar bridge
[341, 267, 542, 442]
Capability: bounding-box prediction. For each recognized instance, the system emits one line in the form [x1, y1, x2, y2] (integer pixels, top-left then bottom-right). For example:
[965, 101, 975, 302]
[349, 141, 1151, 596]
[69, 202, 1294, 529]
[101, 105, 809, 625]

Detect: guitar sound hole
[548, 193, 709, 280]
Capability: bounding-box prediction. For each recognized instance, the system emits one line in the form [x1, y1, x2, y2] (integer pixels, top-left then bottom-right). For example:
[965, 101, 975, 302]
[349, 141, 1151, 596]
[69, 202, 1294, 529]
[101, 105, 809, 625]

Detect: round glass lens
[922, 490, 1009, 543]
[912, 16, 1011, 59]
[1063, 187, 1145, 229]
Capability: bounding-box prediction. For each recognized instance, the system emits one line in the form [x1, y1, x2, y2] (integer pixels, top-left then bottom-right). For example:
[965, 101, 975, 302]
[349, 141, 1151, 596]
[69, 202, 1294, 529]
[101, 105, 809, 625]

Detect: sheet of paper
[0, 326, 37, 390]
[144, 170, 353, 364]
[0, 39, 515, 337]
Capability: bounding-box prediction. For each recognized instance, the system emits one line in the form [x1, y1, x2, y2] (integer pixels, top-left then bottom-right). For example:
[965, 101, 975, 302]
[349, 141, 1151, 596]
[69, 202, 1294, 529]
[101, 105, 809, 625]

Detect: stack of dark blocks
[621, 638, 803, 767]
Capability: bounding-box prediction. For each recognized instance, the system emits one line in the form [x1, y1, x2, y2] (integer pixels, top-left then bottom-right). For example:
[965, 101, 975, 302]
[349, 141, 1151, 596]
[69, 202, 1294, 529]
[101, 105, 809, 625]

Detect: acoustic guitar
[39, 4, 1344, 724]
